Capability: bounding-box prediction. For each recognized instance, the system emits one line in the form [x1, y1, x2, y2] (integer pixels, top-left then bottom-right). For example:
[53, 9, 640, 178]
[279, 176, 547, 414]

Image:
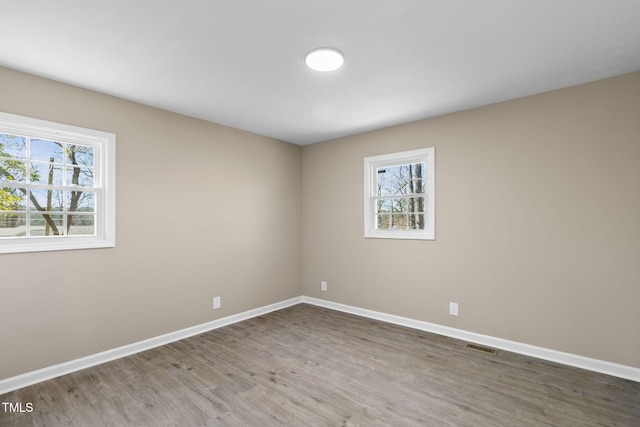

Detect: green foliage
[0, 188, 22, 211]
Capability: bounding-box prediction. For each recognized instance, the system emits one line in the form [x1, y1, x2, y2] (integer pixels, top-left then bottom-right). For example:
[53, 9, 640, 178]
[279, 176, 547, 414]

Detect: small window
[364, 148, 434, 240]
[0, 112, 115, 253]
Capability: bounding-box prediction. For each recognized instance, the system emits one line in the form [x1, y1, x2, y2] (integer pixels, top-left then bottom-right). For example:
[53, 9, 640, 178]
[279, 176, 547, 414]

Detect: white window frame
[0, 112, 115, 254]
[364, 147, 435, 240]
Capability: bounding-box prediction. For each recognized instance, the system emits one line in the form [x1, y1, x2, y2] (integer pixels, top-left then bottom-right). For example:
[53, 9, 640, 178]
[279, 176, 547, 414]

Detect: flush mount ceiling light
[305, 48, 344, 72]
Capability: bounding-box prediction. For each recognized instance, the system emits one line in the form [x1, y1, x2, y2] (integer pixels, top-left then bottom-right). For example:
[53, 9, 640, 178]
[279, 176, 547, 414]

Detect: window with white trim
[364, 147, 434, 240]
[0, 112, 115, 254]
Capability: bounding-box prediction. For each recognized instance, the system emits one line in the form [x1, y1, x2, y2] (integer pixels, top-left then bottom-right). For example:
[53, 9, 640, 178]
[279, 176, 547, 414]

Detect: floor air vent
[465, 343, 498, 355]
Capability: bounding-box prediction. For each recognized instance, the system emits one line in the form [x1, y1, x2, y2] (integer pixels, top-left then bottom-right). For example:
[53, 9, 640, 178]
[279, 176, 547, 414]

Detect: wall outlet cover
[449, 302, 459, 316]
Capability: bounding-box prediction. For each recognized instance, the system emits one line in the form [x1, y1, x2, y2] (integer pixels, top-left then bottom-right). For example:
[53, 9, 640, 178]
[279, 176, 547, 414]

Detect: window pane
[407, 196, 425, 213]
[30, 189, 64, 211]
[376, 198, 391, 213]
[408, 162, 425, 179]
[30, 139, 64, 163]
[391, 198, 407, 213]
[383, 165, 409, 180]
[30, 213, 64, 236]
[376, 166, 391, 182]
[67, 214, 95, 236]
[0, 187, 26, 211]
[409, 179, 426, 194]
[391, 213, 408, 229]
[377, 180, 391, 196]
[0, 213, 26, 237]
[409, 213, 425, 230]
[29, 162, 64, 185]
[378, 180, 410, 196]
[376, 214, 391, 230]
[387, 180, 410, 196]
[376, 167, 396, 196]
[66, 166, 94, 187]
[0, 158, 27, 182]
[67, 145, 94, 167]
[0, 134, 27, 159]
[67, 191, 95, 212]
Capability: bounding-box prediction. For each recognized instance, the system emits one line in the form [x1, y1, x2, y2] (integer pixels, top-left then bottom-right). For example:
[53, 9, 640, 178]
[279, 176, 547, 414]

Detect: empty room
[1, 1, 639, 426]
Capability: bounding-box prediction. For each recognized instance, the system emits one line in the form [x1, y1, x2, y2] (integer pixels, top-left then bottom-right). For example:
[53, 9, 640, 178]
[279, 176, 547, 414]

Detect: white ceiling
[1, 1, 639, 145]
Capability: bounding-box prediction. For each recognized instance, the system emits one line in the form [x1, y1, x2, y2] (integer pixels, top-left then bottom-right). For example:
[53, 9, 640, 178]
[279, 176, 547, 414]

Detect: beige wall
[0, 66, 303, 379]
[302, 72, 640, 368]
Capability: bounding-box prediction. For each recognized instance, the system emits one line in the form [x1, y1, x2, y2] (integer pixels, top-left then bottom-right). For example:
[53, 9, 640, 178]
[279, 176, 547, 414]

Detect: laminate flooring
[1, 304, 638, 426]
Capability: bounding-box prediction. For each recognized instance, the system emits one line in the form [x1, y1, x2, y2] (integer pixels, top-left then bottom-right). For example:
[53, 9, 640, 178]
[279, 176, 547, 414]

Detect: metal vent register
[466, 343, 498, 355]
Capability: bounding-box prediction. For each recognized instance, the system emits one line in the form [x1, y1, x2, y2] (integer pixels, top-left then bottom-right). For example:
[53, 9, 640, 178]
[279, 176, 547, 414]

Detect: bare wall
[302, 72, 640, 368]
[0, 66, 303, 379]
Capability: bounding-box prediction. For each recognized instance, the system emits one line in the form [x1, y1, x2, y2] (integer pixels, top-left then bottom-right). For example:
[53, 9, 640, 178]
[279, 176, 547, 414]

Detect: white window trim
[364, 147, 435, 240]
[0, 112, 115, 254]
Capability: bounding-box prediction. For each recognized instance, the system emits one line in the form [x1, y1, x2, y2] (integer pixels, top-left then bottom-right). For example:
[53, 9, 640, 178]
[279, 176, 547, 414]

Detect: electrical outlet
[321, 281, 327, 291]
[449, 302, 459, 316]
[213, 296, 221, 309]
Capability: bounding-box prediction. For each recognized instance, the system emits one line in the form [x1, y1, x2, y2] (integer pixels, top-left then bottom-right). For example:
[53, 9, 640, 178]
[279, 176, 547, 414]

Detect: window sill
[0, 237, 115, 254]
[365, 230, 435, 240]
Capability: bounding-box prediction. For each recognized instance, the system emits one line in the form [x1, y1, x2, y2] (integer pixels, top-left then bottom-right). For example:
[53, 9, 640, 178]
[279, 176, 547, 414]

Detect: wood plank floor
[1, 304, 638, 426]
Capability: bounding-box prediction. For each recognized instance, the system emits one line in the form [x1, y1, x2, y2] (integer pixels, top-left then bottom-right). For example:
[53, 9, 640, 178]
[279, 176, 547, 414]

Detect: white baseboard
[2, 294, 637, 395]
[0, 296, 303, 395]
[302, 296, 640, 382]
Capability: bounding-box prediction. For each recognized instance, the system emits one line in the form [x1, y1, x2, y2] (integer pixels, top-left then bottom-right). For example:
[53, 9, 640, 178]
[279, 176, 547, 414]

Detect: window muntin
[0, 112, 115, 253]
[364, 148, 434, 240]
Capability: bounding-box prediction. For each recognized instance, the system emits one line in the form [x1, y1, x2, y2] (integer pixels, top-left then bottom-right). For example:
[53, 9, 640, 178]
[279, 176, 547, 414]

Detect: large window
[364, 147, 434, 240]
[0, 112, 115, 253]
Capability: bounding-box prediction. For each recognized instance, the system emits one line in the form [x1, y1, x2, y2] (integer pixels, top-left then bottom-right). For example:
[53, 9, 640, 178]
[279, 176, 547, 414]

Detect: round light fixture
[305, 48, 344, 72]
